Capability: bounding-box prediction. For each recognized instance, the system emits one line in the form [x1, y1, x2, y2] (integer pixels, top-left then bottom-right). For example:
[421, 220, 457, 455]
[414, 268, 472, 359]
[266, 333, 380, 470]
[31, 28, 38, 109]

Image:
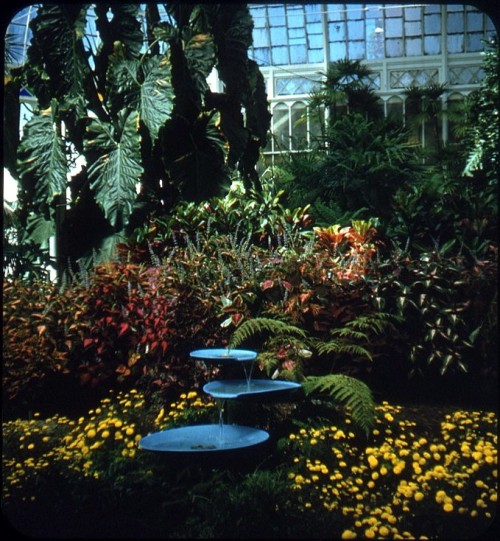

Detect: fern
[346, 313, 397, 335]
[302, 374, 375, 436]
[315, 341, 373, 360]
[229, 317, 307, 349]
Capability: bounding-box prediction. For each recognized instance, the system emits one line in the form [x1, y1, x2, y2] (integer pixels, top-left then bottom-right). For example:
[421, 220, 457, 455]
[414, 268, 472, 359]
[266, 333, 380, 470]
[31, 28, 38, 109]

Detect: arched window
[272, 102, 290, 151]
[387, 96, 404, 124]
[446, 92, 465, 144]
[291, 102, 307, 150]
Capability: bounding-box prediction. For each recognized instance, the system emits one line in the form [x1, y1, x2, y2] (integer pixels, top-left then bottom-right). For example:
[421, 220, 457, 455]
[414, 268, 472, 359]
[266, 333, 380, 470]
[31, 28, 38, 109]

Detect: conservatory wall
[245, 3, 497, 162]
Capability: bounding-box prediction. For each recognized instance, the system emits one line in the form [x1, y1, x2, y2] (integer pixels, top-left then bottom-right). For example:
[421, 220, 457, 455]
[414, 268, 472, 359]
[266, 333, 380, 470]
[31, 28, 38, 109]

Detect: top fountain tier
[189, 348, 257, 363]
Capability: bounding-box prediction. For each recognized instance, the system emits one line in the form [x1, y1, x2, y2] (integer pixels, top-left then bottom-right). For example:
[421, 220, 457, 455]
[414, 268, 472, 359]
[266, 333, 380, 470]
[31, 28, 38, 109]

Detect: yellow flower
[443, 503, 454, 512]
[341, 530, 357, 539]
[187, 391, 197, 399]
[367, 455, 379, 469]
[101, 430, 110, 439]
[87, 429, 96, 438]
[414, 492, 425, 502]
[379, 526, 390, 537]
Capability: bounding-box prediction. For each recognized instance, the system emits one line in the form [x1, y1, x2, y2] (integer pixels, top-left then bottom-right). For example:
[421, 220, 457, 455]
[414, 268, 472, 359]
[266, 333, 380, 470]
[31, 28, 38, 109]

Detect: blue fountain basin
[139, 424, 269, 453]
[190, 348, 257, 363]
[203, 379, 302, 399]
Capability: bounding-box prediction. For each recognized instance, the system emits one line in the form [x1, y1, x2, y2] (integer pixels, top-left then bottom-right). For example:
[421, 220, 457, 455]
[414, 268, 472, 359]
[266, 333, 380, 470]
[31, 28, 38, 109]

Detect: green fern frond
[316, 341, 373, 360]
[330, 328, 368, 340]
[302, 374, 375, 436]
[346, 313, 396, 335]
[229, 317, 307, 349]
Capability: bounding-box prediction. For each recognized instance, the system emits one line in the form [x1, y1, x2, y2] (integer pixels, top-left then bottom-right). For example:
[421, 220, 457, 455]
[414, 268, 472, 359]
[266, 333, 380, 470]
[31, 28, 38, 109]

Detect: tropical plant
[276, 60, 421, 226]
[7, 3, 270, 274]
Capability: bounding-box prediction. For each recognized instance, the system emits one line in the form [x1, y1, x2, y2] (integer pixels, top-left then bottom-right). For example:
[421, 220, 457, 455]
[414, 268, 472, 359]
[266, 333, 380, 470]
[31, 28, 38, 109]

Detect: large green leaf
[184, 32, 216, 97]
[106, 55, 173, 142]
[139, 56, 174, 142]
[85, 110, 143, 229]
[26, 4, 89, 112]
[17, 107, 67, 204]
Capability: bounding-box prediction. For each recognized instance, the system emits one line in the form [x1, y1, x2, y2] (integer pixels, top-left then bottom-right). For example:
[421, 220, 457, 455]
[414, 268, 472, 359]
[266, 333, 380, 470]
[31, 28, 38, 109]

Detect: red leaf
[262, 280, 274, 290]
[83, 338, 94, 349]
[118, 323, 129, 336]
[161, 341, 168, 353]
[232, 313, 243, 325]
[282, 281, 293, 291]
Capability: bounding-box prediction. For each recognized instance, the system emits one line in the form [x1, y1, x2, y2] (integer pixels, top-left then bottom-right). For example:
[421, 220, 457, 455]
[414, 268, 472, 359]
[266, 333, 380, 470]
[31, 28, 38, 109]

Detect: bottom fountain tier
[139, 424, 269, 453]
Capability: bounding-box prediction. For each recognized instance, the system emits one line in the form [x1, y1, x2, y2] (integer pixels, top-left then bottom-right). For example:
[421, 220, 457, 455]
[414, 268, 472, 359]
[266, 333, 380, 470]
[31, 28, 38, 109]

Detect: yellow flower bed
[286, 402, 497, 539]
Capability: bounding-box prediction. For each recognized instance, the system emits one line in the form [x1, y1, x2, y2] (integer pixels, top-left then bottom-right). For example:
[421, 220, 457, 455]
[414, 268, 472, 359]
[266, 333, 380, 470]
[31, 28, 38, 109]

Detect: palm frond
[302, 374, 375, 436]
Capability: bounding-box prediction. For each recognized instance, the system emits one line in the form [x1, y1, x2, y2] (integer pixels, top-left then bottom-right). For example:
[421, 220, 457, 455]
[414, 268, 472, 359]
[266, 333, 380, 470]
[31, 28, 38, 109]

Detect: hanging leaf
[139, 56, 174, 142]
[85, 110, 143, 229]
[25, 4, 89, 113]
[17, 107, 67, 204]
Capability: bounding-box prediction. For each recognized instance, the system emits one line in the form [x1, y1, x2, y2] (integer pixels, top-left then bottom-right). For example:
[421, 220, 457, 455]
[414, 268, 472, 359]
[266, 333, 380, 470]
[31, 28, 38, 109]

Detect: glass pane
[348, 19, 364, 40]
[466, 32, 484, 52]
[348, 40, 365, 59]
[386, 38, 403, 57]
[308, 33, 323, 49]
[289, 27, 306, 40]
[291, 102, 307, 150]
[405, 21, 421, 37]
[308, 48, 324, 63]
[347, 4, 364, 20]
[309, 106, 324, 139]
[387, 97, 404, 124]
[385, 6, 402, 18]
[386, 17, 403, 38]
[447, 34, 464, 53]
[251, 7, 266, 28]
[305, 4, 322, 24]
[365, 6, 380, 19]
[424, 14, 441, 34]
[272, 103, 290, 150]
[252, 48, 271, 66]
[290, 45, 307, 64]
[272, 46, 289, 65]
[406, 38, 422, 56]
[268, 5, 286, 26]
[330, 41, 347, 60]
[424, 5, 441, 14]
[253, 28, 268, 48]
[424, 35, 441, 55]
[448, 13, 464, 33]
[447, 5, 465, 12]
[467, 12, 483, 32]
[287, 7, 304, 28]
[329, 21, 346, 41]
[404, 7, 421, 21]
[327, 4, 343, 22]
[366, 22, 384, 60]
[306, 22, 323, 34]
[270, 26, 288, 46]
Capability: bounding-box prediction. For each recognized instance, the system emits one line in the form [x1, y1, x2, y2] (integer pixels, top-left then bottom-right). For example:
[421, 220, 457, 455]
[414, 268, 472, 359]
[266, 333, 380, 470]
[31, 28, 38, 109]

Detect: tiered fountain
[139, 348, 302, 454]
